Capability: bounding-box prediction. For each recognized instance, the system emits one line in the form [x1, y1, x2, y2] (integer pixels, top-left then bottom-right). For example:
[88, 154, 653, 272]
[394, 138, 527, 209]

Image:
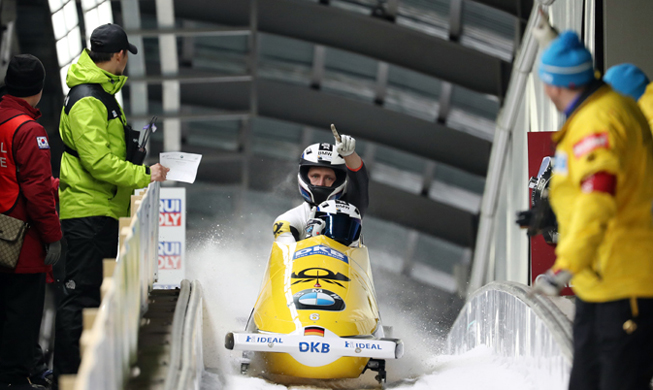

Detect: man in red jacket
[0, 54, 63, 390]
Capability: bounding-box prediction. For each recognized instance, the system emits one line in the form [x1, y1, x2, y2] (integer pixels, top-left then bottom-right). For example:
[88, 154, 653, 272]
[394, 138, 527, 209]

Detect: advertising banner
[527, 132, 574, 296]
[156, 187, 186, 288]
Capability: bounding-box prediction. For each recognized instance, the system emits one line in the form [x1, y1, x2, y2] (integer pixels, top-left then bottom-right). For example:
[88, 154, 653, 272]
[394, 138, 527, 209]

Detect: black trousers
[569, 297, 653, 390]
[53, 217, 118, 376]
[0, 272, 46, 385]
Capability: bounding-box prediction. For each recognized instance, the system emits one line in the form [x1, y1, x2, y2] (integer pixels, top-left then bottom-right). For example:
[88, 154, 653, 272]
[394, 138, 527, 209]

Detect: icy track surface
[186, 207, 567, 390]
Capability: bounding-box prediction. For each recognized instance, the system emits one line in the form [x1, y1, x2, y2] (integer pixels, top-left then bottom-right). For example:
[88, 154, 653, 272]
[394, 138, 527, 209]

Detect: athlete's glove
[44, 239, 63, 266]
[532, 7, 558, 48]
[335, 134, 356, 157]
[533, 268, 572, 296]
[304, 218, 326, 239]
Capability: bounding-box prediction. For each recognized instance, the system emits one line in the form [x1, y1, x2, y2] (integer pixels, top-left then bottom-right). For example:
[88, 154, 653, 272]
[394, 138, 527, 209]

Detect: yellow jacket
[637, 82, 653, 130]
[550, 84, 653, 302]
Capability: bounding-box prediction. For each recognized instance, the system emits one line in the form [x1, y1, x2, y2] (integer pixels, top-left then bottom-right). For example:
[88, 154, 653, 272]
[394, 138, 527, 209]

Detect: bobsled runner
[225, 201, 403, 384]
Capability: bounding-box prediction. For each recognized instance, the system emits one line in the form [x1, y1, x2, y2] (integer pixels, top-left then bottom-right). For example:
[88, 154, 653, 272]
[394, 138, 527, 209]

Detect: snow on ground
[200, 345, 567, 390]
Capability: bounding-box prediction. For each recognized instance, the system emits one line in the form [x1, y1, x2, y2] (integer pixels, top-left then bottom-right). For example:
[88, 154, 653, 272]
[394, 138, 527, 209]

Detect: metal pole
[156, 0, 181, 152]
[121, 0, 148, 139]
[467, 4, 544, 296]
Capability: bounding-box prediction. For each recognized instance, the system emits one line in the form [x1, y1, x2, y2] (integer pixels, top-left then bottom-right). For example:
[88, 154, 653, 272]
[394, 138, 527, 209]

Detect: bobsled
[225, 201, 403, 383]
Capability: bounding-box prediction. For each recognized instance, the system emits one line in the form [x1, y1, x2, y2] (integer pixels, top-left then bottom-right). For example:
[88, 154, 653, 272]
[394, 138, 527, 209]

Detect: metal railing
[168, 280, 204, 390]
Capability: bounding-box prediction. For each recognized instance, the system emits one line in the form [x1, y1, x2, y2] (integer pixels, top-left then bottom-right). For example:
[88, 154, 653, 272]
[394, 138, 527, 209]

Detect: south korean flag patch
[36, 136, 50, 149]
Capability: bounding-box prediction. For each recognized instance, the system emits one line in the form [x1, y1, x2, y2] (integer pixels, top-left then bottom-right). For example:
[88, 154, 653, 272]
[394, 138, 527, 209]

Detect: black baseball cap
[90, 23, 138, 55]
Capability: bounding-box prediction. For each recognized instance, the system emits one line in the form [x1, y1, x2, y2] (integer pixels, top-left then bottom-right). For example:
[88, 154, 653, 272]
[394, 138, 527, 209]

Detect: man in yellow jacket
[535, 31, 653, 390]
[603, 63, 653, 129]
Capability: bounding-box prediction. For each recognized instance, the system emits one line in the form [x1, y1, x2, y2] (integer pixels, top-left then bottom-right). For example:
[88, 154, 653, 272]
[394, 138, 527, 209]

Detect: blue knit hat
[538, 30, 595, 88]
[604, 63, 649, 101]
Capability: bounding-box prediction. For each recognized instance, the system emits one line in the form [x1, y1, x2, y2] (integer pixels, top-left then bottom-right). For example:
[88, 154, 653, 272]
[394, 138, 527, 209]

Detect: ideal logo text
[245, 336, 284, 344]
[344, 341, 382, 350]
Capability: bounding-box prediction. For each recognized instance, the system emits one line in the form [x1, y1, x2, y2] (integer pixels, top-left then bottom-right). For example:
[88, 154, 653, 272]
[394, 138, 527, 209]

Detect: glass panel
[321, 70, 376, 103]
[385, 64, 441, 121]
[450, 85, 500, 120]
[97, 1, 113, 25]
[374, 145, 426, 173]
[67, 27, 82, 60]
[324, 47, 377, 80]
[330, 0, 372, 15]
[414, 233, 466, 274]
[84, 9, 100, 46]
[51, 10, 67, 40]
[388, 65, 441, 98]
[194, 35, 249, 75]
[48, 0, 64, 13]
[428, 181, 481, 213]
[251, 118, 303, 160]
[396, 0, 450, 39]
[434, 163, 485, 194]
[186, 121, 241, 151]
[252, 117, 303, 143]
[56, 36, 70, 66]
[449, 85, 499, 139]
[80, 0, 97, 12]
[258, 34, 312, 86]
[60, 65, 71, 94]
[384, 85, 438, 121]
[371, 163, 423, 194]
[461, 1, 515, 61]
[320, 47, 378, 103]
[63, 1, 78, 31]
[259, 34, 313, 64]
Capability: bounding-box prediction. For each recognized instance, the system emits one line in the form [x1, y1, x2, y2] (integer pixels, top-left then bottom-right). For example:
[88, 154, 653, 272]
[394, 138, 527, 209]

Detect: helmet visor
[321, 213, 361, 246]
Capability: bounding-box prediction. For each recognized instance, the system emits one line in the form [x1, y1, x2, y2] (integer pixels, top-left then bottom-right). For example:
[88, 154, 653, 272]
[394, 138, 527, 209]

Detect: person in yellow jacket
[535, 31, 653, 390]
[54, 24, 169, 381]
[603, 63, 653, 129]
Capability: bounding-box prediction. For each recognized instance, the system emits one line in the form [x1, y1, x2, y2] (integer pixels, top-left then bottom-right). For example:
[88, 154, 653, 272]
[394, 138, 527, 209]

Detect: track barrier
[447, 281, 573, 384]
[61, 183, 160, 390]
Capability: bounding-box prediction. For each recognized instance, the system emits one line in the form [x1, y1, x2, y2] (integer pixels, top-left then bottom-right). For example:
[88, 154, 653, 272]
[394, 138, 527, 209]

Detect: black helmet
[315, 200, 362, 246]
[298, 143, 347, 205]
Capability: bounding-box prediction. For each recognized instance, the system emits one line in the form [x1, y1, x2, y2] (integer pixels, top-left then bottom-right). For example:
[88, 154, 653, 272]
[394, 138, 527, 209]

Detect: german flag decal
[304, 326, 325, 337]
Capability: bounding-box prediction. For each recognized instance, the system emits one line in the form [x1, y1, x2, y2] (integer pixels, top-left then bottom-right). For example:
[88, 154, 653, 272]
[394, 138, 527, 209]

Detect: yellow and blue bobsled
[225, 234, 403, 383]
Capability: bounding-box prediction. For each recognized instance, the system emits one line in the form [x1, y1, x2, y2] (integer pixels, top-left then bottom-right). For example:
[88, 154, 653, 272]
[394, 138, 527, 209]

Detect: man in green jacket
[54, 24, 168, 379]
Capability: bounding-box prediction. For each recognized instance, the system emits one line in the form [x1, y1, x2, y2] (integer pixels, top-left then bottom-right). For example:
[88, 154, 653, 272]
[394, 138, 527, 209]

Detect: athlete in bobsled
[273, 124, 369, 244]
[226, 185, 403, 384]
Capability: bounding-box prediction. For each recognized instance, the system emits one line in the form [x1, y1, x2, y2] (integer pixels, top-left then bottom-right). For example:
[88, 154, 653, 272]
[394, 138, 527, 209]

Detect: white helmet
[298, 143, 348, 205]
[314, 200, 362, 246]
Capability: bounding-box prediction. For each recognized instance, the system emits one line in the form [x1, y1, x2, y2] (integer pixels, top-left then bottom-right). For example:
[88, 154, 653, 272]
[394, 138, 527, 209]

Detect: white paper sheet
[159, 152, 202, 183]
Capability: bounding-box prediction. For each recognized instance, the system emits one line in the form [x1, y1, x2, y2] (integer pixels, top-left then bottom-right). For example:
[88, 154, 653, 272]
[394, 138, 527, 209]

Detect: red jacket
[0, 94, 62, 274]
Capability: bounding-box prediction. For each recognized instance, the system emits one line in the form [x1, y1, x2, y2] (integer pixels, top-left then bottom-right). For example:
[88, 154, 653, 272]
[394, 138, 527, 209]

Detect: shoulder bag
[0, 213, 28, 269]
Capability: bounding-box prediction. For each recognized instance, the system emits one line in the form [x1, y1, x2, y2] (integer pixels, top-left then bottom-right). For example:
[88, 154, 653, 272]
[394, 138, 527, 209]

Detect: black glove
[44, 239, 62, 266]
[516, 209, 534, 229]
[516, 198, 558, 244]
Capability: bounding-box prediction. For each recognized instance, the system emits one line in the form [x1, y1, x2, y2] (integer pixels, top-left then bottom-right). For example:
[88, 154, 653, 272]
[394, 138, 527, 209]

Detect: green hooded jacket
[59, 49, 150, 220]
